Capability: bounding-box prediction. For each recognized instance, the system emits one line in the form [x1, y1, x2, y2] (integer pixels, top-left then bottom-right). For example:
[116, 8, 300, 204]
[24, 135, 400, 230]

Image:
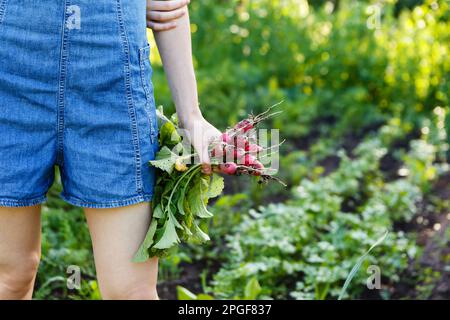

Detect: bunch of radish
[210, 103, 284, 183]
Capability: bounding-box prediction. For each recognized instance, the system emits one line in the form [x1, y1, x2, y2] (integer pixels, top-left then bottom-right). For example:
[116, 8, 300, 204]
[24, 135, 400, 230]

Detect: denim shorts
[0, 0, 159, 208]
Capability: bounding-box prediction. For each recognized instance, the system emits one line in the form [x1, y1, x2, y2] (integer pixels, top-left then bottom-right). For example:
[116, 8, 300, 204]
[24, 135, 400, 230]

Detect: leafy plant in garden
[177, 277, 262, 300]
[210, 124, 443, 300]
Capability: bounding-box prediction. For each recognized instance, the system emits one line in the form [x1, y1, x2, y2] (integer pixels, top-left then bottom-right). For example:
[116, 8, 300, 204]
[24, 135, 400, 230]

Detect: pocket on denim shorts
[139, 43, 158, 144]
[0, 0, 8, 25]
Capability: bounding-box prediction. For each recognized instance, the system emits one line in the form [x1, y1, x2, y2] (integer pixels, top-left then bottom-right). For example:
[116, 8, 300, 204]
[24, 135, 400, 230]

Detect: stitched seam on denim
[0, 0, 8, 25]
[0, 195, 47, 207]
[139, 46, 156, 143]
[139, 47, 151, 104]
[61, 193, 153, 208]
[56, 0, 71, 166]
[116, 0, 143, 194]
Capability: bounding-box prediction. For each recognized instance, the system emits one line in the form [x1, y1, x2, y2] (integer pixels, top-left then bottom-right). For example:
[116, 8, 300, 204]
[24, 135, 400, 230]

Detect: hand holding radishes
[181, 114, 222, 175]
[134, 104, 284, 261]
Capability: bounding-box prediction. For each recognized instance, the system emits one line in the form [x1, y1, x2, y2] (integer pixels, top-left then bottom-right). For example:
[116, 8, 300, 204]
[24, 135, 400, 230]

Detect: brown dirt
[390, 172, 450, 299]
[157, 261, 206, 300]
[156, 127, 448, 300]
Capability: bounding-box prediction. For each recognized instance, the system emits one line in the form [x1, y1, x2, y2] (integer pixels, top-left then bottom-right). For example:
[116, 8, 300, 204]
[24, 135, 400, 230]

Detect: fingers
[202, 129, 222, 175]
[183, 119, 220, 176]
[146, 0, 189, 31]
[201, 164, 212, 175]
[147, 6, 187, 23]
[147, 0, 190, 12]
[147, 20, 178, 31]
[201, 159, 212, 175]
[196, 139, 211, 175]
[197, 132, 219, 176]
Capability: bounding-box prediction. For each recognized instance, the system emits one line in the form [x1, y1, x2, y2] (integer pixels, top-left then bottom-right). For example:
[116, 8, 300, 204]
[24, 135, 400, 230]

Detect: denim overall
[0, 0, 158, 208]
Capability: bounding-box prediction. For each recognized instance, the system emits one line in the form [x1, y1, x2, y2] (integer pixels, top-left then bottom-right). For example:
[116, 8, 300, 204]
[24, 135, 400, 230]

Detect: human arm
[150, 4, 221, 174]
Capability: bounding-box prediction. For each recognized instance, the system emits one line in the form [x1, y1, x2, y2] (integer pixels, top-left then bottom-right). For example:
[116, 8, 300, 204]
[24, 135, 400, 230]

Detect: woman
[0, 0, 220, 299]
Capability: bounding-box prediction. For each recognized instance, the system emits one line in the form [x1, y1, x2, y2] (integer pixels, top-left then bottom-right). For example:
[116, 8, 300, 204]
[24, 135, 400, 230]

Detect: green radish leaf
[153, 217, 180, 249]
[192, 197, 213, 218]
[156, 105, 164, 116]
[160, 121, 181, 146]
[184, 206, 194, 229]
[200, 175, 209, 189]
[187, 179, 213, 218]
[200, 196, 214, 218]
[182, 222, 193, 236]
[132, 219, 158, 263]
[132, 248, 149, 263]
[172, 142, 186, 156]
[338, 230, 389, 300]
[177, 191, 186, 216]
[150, 146, 178, 174]
[152, 204, 164, 219]
[178, 167, 201, 217]
[206, 174, 225, 199]
[168, 211, 183, 229]
[170, 113, 179, 126]
[192, 222, 210, 243]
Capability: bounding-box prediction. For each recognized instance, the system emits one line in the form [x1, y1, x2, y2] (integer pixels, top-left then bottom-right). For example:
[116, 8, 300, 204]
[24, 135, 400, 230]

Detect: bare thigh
[84, 202, 158, 300]
[0, 205, 41, 300]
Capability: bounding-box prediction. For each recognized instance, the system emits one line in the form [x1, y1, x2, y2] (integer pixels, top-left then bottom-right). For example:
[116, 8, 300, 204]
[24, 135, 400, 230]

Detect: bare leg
[0, 205, 41, 300]
[84, 202, 159, 300]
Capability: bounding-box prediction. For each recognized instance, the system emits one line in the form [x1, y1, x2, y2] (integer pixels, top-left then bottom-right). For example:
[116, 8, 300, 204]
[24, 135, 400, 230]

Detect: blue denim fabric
[0, 0, 159, 208]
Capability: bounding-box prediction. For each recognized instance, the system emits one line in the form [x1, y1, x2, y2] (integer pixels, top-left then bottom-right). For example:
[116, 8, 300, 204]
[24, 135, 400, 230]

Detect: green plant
[211, 125, 443, 299]
[177, 277, 262, 300]
[34, 176, 98, 300]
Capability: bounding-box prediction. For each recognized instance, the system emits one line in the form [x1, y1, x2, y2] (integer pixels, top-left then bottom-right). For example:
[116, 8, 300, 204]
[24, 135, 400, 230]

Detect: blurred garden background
[36, 0, 449, 300]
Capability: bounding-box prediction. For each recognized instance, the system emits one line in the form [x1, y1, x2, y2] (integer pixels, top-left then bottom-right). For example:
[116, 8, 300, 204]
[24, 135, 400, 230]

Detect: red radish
[251, 169, 262, 176]
[251, 159, 264, 170]
[243, 154, 257, 166]
[234, 119, 253, 132]
[233, 136, 249, 150]
[211, 143, 225, 158]
[225, 146, 245, 158]
[223, 145, 234, 162]
[246, 144, 263, 154]
[250, 160, 264, 176]
[234, 148, 245, 159]
[222, 146, 245, 163]
[219, 162, 237, 175]
[221, 133, 232, 144]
